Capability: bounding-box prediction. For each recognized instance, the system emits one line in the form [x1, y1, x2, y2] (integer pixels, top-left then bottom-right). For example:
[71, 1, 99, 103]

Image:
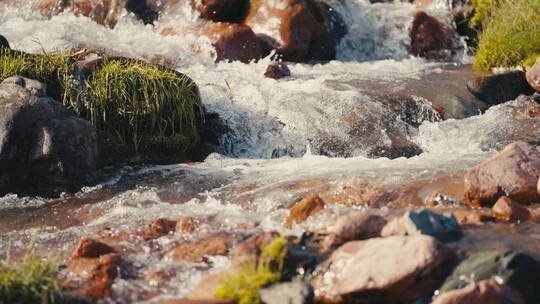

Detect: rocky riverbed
[1, 0, 540, 303]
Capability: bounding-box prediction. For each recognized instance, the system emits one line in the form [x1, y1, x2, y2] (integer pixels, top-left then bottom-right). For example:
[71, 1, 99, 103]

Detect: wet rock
[492, 196, 530, 222]
[439, 250, 540, 303]
[192, 0, 248, 23]
[138, 218, 176, 240]
[71, 239, 115, 259]
[311, 235, 453, 303]
[230, 232, 278, 267]
[170, 233, 235, 262]
[0, 35, 9, 50]
[264, 62, 291, 79]
[200, 23, 262, 63]
[433, 279, 525, 304]
[381, 209, 463, 242]
[0, 76, 97, 197]
[259, 278, 313, 304]
[467, 71, 534, 106]
[320, 212, 387, 254]
[452, 209, 494, 225]
[67, 253, 121, 298]
[284, 196, 326, 228]
[176, 217, 200, 234]
[245, 0, 336, 62]
[433, 94, 481, 119]
[410, 11, 454, 59]
[189, 271, 230, 300]
[526, 57, 540, 92]
[464, 141, 540, 206]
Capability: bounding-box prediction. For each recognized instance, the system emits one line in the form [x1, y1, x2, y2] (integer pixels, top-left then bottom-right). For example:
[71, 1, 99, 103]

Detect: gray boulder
[0, 76, 97, 197]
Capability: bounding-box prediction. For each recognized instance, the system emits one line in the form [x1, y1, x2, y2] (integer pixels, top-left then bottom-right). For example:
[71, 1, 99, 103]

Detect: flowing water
[1, 0, 540, 302]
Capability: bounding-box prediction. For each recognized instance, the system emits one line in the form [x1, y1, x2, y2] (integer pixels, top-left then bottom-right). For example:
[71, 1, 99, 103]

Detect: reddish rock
[230, 232, 278, 266]
[245, 0, 335, 62]
[138, 218, 177, 240]
[492, 196, 531, 222]
[410, 11, 454, 59]
[70, 239, 115, 260]
[320, 212, 386, 254]
[464, 142, 540, 206]
[177, 217, 200, 234]
[67, 253, 121, 298]
[526, 57, 540, 92]
[191, 0, 247, 23]
[284, 196, 325, 228]
[311, 236, 453, 303]
[200, 23, 262, 63]
[264, 62, 291, 79]
[433, 279, 525, 304]
[170, 233, 235, 262]
[452, 209, 494, 225]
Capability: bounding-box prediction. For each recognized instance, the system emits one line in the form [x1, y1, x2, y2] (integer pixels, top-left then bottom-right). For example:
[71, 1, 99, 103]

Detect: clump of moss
[75, 59, 201, 161]
[215, 236, 288, 304]
[0, 250, 59, 304]
[474, 0, 540, 70]
[0, 48, 76, 102]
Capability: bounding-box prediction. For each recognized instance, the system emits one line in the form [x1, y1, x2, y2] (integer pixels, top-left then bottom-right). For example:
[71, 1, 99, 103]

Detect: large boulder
[192, 0, 248, 23]
[433, 279, 525, 304]
[311, 235, 453, 303]
[526, 57, 540, 92]
[200, 23, 263, 63]
[0, 76, 97, 197]
[467, 71, 534, 106]
[464, 141, 540, 206]
[244, 0, 336, 62]
[409, 11, 454, 59]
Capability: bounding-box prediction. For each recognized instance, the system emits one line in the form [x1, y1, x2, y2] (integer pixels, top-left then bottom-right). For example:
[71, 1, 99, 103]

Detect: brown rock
[188, 271, 230, 300]
[464, 141, 540, 206]
[230, 232, 278, 267]
[177, 217, 200, 234]
[453, 209, 494, 225]
[526, 57, 540, 92]
[191, 0, 248, 23]
[245, 0, 335, 62]
[67, 253, 120, 298]
[70, 239, 115, 260]
[284, 196, 325, 228]
[410, 11, 454, 59]
[311, 236, 453, 303]
[200, 23, 262, 63]
[138, 218, 177, 240]
[170, 233, 235, 262]
[264, 62, 291, 79]
[492, 196, 530, 222]
[433, 279, 525, 304]
[320, 212, 386, 254]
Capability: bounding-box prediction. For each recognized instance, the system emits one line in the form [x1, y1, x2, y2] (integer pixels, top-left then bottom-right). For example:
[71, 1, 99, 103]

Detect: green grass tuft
[215, 236, 288, 304]
[0, 249, 58, 304]
[73, 59, 201, 160]
[474, 0, 540, 70]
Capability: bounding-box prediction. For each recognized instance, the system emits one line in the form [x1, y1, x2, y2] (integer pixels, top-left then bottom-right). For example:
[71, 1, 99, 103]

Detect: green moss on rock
[474, 0, 540, 70]
[0, 250, 58, 304]
[215, 236, 288, 304]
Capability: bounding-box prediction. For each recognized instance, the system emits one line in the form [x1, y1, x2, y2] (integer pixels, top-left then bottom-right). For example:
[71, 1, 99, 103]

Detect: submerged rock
[526, 57, 540, 92]
[464, 141, 540, 206]
[138, 218, 177, 240]
[491, 196, 530, 222]
[439, 250, 540, 303]
[0, 76, 97, 197]
[311, 235, 453, 303]
[169, 233, 236, 262]
[284, 196, 326, 228]
[467, 71, 534, 106]
[410, 11, 454, 59]
[433, 279, 525, 304]
[381, 209, 463, 242]
[265, 62, 291, 79]
[192, 0, 248, 23]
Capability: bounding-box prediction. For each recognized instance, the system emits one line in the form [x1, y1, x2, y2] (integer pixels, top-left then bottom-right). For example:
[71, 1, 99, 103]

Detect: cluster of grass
[215, 236, 288, 304]
[0, 49, 201, 162]
[0, 250, 58, 304]
[78, 59, 200, 161]
[473, 0, 540, 70]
